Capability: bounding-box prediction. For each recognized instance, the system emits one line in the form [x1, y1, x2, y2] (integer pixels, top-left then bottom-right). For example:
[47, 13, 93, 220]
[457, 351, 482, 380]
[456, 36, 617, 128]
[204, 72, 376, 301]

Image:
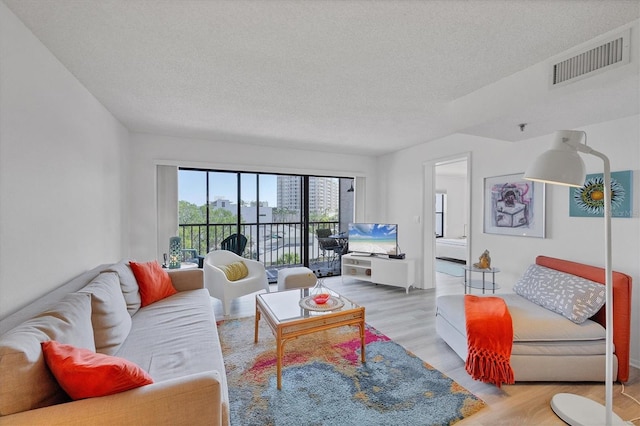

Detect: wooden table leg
[254, 306, 260, 343]
[359, 320, 366, 363]
[276, 332, 283, 390]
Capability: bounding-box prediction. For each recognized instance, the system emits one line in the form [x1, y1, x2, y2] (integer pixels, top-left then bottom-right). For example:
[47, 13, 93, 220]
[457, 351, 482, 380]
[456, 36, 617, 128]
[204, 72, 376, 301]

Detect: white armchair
[203, 250, 270, 315]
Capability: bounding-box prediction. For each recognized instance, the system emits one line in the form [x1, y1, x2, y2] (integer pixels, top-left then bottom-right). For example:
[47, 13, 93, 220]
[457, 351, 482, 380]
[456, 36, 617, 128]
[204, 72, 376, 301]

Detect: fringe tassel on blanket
[465, 348, 515, 388]
[464, 295, 515, 388]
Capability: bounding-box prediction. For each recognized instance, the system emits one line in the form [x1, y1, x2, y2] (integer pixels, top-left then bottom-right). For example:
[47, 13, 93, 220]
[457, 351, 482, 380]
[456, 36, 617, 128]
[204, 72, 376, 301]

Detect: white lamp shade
[524, 149, 586, 186]
[523, 130, 586, 187]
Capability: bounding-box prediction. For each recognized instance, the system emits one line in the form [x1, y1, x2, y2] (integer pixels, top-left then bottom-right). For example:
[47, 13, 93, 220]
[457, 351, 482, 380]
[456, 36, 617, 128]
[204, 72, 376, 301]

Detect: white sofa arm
[0, 371, 227, 426]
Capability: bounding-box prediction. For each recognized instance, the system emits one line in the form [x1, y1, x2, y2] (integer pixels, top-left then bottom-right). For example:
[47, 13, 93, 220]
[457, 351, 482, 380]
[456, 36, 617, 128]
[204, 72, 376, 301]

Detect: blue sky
[178, 170, 277, 207]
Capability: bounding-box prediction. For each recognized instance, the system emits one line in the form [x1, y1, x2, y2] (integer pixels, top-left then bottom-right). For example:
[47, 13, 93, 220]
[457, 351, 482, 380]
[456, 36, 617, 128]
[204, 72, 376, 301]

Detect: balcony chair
[181, 248, 199, 264]
[220, 233, 248, 255]
[316, 228, 342, 268]
[203, 249, 269, 316]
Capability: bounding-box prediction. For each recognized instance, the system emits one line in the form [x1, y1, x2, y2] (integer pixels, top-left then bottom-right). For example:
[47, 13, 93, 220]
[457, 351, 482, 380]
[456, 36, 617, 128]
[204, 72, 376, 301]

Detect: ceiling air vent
[550, 29, 630, 88]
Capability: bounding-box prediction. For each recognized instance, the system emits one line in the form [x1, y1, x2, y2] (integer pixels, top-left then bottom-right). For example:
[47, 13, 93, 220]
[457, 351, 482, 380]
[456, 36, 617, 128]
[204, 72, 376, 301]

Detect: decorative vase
[169, 236, 181, 269]
[309, 279, 331, 304]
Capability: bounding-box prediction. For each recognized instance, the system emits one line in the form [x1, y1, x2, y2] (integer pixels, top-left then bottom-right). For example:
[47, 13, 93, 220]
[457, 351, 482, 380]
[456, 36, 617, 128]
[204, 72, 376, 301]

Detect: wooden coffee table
[255, 287, 365, 389]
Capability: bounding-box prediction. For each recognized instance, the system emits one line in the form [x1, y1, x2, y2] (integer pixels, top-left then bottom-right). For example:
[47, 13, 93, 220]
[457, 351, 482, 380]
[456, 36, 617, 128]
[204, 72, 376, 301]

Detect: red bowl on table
[313, 293, 331, 304]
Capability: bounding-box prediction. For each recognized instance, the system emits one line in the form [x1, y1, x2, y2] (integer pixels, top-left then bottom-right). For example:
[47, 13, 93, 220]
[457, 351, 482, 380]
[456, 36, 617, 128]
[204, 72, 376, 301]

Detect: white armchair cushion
[217, 261, 249, 281]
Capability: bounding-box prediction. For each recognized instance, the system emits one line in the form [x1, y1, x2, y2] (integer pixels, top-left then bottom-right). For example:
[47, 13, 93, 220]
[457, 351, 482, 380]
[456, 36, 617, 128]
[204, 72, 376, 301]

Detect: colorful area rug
[219, 317, 485, 426]
[436, 259, 466, 277]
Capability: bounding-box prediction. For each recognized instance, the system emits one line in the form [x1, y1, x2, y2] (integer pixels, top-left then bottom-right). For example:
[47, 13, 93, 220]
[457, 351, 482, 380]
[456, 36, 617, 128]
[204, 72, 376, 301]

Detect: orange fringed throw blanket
[464, 295, 515, 388]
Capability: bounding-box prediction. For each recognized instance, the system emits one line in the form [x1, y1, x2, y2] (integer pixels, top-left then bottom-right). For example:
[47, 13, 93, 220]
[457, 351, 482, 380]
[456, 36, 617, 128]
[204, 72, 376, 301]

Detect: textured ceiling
[4, 0, 639, 155]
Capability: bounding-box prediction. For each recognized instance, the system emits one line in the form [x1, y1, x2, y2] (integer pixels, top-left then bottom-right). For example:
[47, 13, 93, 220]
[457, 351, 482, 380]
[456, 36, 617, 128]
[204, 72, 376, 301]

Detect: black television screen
[348, 223, 398, 256]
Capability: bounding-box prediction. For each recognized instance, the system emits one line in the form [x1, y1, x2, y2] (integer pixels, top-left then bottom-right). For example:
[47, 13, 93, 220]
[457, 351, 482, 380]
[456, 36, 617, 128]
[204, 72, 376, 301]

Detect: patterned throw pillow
[513, 264, 605, 324]
[218, 261, 249, 281]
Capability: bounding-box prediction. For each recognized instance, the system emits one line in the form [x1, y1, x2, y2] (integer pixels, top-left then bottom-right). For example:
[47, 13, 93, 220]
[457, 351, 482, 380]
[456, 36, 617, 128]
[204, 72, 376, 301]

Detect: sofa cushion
[129, 261, 178, 307]
[218, 261, 249, 281]
[116, 290, 226, 385]
[78, 272, 132, 355]
[436, 293, 606, 343]
[513, 264, 606, 324]
[41, 340, 153, 400]
[104, 261, 142, 316]
[0, 292, 95, 416]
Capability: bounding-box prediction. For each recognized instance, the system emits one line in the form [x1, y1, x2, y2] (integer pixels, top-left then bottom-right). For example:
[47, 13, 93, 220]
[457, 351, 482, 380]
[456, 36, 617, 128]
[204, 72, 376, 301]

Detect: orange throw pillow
[129, 260, 178, 307]
[41, 340, 153, 400]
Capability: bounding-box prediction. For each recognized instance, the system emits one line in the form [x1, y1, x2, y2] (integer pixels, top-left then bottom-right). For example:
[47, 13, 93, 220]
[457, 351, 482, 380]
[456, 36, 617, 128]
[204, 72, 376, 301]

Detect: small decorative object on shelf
[169, 236, 182, 269]
[473, 249, 491, 269]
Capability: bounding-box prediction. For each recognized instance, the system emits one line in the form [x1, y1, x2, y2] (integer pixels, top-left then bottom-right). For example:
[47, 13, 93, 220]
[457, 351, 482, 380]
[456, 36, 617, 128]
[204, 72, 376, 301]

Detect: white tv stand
[341, 253, 415, 293]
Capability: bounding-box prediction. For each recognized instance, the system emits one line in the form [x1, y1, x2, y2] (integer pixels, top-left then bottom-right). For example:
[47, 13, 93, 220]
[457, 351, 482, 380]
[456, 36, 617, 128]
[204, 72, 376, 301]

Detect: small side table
[462, 266, 500, 294]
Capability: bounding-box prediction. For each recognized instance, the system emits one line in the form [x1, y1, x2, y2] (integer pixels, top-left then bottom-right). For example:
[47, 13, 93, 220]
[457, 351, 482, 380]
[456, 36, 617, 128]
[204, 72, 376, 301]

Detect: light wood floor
[213, 270, 640, 425]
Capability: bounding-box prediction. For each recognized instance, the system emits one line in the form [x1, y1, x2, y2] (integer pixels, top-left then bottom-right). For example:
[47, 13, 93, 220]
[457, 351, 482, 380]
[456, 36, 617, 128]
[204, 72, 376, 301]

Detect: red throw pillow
[41, 340, 153, 400]
[129, 260, 178, 306]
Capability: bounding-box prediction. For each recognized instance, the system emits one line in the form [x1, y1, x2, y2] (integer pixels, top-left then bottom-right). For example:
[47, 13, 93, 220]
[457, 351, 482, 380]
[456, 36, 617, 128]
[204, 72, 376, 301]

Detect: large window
[178, 169, 353, 278]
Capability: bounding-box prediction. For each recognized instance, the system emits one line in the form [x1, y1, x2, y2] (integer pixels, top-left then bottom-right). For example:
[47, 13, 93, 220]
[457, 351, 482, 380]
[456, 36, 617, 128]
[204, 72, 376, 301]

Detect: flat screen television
[348, 223, 398, 256]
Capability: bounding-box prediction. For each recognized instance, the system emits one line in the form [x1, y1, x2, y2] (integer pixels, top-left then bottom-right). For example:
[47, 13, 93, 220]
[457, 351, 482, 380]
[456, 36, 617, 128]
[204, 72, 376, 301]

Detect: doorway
[434, 158, 470, 295]
[422, 154, 470, 292]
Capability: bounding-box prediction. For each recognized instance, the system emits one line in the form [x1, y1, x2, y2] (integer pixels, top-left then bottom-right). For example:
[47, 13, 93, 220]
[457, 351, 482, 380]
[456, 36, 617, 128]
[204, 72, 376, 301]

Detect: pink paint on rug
[335, 326, 390, 363]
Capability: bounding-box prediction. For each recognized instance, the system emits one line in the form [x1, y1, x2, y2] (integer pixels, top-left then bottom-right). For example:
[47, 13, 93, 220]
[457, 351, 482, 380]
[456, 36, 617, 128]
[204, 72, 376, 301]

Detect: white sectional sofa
[436, 255, 632, 383]
[0, 261, 229, 425]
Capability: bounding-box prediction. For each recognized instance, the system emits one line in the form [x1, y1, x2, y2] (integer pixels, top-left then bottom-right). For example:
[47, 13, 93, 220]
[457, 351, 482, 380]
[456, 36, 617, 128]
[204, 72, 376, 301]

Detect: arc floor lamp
[524, 130, 624, 426]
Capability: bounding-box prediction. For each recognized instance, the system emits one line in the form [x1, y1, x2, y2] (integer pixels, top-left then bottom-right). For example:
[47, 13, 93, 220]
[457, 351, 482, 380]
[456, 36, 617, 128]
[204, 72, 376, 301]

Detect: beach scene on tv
[348, 223, 398, 256]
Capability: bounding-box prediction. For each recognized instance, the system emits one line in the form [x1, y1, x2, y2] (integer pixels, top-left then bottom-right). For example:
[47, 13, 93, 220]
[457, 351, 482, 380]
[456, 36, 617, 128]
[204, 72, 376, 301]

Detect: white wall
[378, 115, 640, 367]
[127, 132, 378, 262]
[0, 3, 129, 318]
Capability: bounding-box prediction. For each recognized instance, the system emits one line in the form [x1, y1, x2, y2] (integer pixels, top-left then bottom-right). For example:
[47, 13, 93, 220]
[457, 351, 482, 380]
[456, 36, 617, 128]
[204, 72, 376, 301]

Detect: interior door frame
[422, 152, 471, 289]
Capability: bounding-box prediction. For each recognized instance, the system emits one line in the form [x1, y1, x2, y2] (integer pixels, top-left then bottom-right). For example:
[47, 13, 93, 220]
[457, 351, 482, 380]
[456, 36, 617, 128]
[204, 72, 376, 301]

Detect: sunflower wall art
[569, 170, 633, 218]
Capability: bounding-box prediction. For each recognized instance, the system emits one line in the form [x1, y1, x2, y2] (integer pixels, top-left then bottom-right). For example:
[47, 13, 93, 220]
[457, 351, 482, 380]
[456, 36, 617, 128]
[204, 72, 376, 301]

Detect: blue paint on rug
[220, 318, 485, 426]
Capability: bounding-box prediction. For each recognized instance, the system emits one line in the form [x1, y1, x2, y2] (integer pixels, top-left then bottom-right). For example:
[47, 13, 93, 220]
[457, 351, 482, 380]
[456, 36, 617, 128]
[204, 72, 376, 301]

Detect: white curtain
[156, 165, 178, 263]
[353, 176, 366, 223]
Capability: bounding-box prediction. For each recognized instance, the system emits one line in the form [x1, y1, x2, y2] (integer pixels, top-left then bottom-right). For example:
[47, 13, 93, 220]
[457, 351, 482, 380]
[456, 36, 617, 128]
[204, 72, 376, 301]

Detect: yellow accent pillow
[218, 261, 249, 281]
